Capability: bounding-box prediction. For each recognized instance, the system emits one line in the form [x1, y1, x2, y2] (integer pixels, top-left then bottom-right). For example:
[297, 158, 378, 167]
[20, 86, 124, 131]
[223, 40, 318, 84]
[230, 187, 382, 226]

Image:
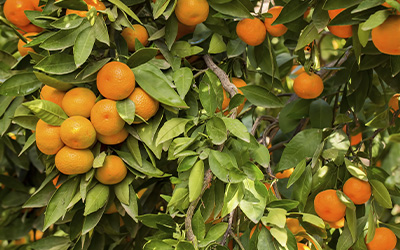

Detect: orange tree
[0, 0, 400, 249]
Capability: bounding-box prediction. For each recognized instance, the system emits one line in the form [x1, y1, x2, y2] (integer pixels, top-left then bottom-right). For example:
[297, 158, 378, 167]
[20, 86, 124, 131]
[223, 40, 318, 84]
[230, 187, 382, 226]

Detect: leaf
[171, 41, 203, 58]
[227, 38, 246, 58]
[336, 225, 354, 250]
[115, 150, 167, 177]
[262, 208, 287, 228]
[206, 117, 227, 145]
[221, 117, 250, 142]
[208, 33, 226, 54]
[279, 99, 312, 133]
[257, 227, 275, 249]
[19, 133, 36, 156]
[30, 236, 71, 250]
[366, 211, 376, 243]
[54, 0, 88, 10]
[270, 227, 288, 247]
[127, 48, 159, 68]
[84, 184, 109, 216]
[240, 85, 284, 108]
[93, 15, 110, 46]
[276, 129, 322, 172]
[189, 160, 204, 202]
[50, 14, 84, 30]
[0, 73, 42, 96]
[370, 179, 393, 209]
[309, 99, 333, 129]
[302, 213, 325, 228]
[291, 167, 312, 210]
[120, 186, 139, 222]
[199, 80, 218, 115]
[132, 63, 188, 108]
[33, 72, 75, 91]
[250, 144, 270, 168]
[108, 0, 142, 24]
[209, 150, 247, 183]
[114, 174, 134, 205]
[361, 10, 390, 31]
[240, 180, 268, 223]
[287, 159, 306, 188]
[34, 53, 77, 75]
[23, 99, 68, 126]
[117, 98, 135, 125]
[295, 23, 320, 51]
[199, 223, 229, 247]
[173, 67, 193, 99]
[323, 0, 362, 10]
[208, 0, 253, 18]
[156, 118, 190, 145]
[344, 159, 368, 181]
[82, 205, 106, 234]
[365, 110, 390, 128]
[273, 0, 309, 25]
[74, 27, 95, 67]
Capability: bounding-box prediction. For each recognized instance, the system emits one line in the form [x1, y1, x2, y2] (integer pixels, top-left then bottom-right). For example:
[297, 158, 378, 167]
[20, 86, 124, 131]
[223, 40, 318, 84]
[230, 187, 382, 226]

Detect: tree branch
[229, 230, 246, 250]
[221, 210, 235, 245]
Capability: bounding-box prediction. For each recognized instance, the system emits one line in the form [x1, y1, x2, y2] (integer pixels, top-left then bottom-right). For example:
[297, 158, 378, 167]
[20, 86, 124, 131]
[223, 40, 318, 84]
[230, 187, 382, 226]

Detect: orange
[389, 93, 400, 116]
[105, 202, 118, 214]
[365, 227, 397, 250]
[342, 125, 362, 146]
[372, 15, 400, 55]
[293, 72, 324, 99]
[382, 0, 400, 13]
[60, 116, 97, 149]
[95, 155, 127, 185]
[176, 22, 196, 40]
[236, 18, 267, 46]
[264, 6, 288, 37]
[314, 189, 346, 222]
[96, 61, 136, 100]
[327, 9, 353, 38]
[40, 85, 66, 108]
[35, 119, 64, 155]
[286, 218, 306, 241]
[29, 230, 43, 241]
[343, 177, 371, 205]
[264, 183, 276, 195]
[17, 32, 37, 57]
[121, 24, 149, 52]
[90, 99, 125, 135]
[174, 0, 209, 26]
[30, 0, 43, 11]
[137, 188, 148, 199]
[52, 175, 62, 189]
[327, 217, 345, 229]
[291, 65, 305, 76]
[3, 0, 35, 27]
[128, 87, 159, 123]
[62, 87, 96, 118]
[66, 0, 106, 17]
[297, 243, 311, 250]
[220, 78, 247, 115]
[55, 146, 94, 175]
[275, 168, 294, 179]
[250, 224, 270, 239]
[97, 128, 129, 145]
[16, 23, 43, 34]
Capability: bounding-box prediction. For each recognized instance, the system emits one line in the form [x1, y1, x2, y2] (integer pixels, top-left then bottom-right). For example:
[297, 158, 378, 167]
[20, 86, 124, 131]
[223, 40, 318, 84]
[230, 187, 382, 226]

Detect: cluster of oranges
[3, 0, 43, 33]
[36, 61, 159, 185]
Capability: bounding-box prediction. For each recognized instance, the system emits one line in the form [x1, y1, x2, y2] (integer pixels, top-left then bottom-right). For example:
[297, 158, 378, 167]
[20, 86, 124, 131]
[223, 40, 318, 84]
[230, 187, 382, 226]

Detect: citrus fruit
[327, 217, 345, 229]
[275, 168, 294, 179]
[382, 0, 400, 13]
[40, 85, 66, 108]
[343, 177, 371, 204]
[17, 32, 37, 57]
[327, 9, 353, 38]
[16, 23, 42, 34]
[293, 72, 324, 99]
[365, 227, 397, 250]
[291, 65, 305, 76]
[264, 183, 276, 195]
[174, 0, 209, 26]
[60, 116, 97, 149]
[95, 155, 128, 185]
[286, 218, 306, 241]
[97, 128, 129, 145]
[314, 189, 346, 222]
[29, 230, 43, 241]
[342, 125, 362, 146]
[52, 175, 62, 189]
[55, 146, 94, 175]
[264, 6, 288, 37]
[176, 22, 196, 40]
[297, 243, 311, 250]
[372, 15, 400, 55]
[121, 24, 149, 52]
[128, 87, 159, 123]
[90, 99, 125, 136]
[236, 18, 267, 46]
[96, 61, 136, 100]
[250, 224, 270, 239]
[30, 0, 43, 11]
[220, 78, 247, 115]
[62, 87, 96, 118]
[105, 202, 118, 214]
[3, 0, 35, 27]
[66, 0, 106, 17]
[389, 93, 400, 116]
[35, 119, 64, 155]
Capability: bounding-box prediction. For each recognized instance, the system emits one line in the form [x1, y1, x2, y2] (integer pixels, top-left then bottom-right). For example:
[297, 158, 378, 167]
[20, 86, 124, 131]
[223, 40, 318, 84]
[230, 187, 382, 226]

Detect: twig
[251, 116, 278, 136]
[221, 210, 235, 245]
[194, 69, 208, 78]
[229, 230, 246, 250]
[317, 48, 352, 80]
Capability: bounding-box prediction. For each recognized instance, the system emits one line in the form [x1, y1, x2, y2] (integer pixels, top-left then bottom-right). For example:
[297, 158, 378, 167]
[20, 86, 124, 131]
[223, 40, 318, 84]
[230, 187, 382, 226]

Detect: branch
[221, 210, 235, 245]
[317, 48, 352, 80]
[229, 230, 246, 250]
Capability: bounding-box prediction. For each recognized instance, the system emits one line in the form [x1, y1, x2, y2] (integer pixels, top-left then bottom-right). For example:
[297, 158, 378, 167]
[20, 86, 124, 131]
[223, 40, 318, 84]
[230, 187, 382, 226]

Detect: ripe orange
[342, 125, 362, 146]
[35, 119, 64, 155]
[18, 32, 37, 57]
[3, 0, 35, 27]
[314, 189, 346, 222]
[66, 0, 106, 17]
[40, 85, 66, 108]
[90, 99, 125, 136]
[137, 188, 148, 199]
[343, 177, 371, 205]
[95, 155, 128, 185]
[97, 128, 129, 145]
[121, 24, 149, 52]
[236, 18, 266, 46]
[55, 146, 94, 175]
[264, 6, 288, 37]
[29, 230, 43, 241]
[220, 78, 247, 115]
[297, 243, 311, 250]
[16, 23, 43, 34]
[96, 61, 136, 100]
[327, 217, 345, 229]
[176, 22, 196, 40]
[105, 202, 118, 214]
[62, 87, 96, 118]
[365, 227, 397, 250]
[382, 0, 400, 13]
[389, 93, 400, 116]
[275, 168, 294, 179]
[60, 116, 97, 149]
[30, 0, 43, 11]
[174, 0, 209, 26]
[52, 175, 62, 189]
[372, 15, 400, 55]
[286, 218, 306, 241]
[293, 72, 324, 99]
[128, 87, 159, 123]
[327, 9, 353, 38]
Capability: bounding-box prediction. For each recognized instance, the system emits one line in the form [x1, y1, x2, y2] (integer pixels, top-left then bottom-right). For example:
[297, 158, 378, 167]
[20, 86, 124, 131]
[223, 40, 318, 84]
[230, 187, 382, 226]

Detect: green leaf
[208, 33, 227, 54]
[291, 166, 312, 210]
[268, 200, 299, 211]
[152, 0, 171, 19]
[365, 110, 390, 128]
[33, 71, 75, 91]
[30, 236, 71, 250]
[240, 180, 268, 223]
[227, 38, 246, 58]
[23, 99, 68, 126]
[34, 53, 77, 75]
[295, 23, 319, 51]
[40, 21, 90, 50]
[54, 0, 87, 10]
[208, 0, 253, 18]
[287, 159, 306, 188]
[132, 63, 188, 108]
[0, 96, 14, 117]
[370, 179, 393, 209]
[309, 99, 333, 129]
[257, 227, 275, 249]
[156, 118, 190, 145]
[302, 213, 325, 228]
[82, 205, 106, 234]
[344, 159, 368, 181]
[189, 160, 204, 202]
[323, 0, 363, 10]
[361, 10, 390, 31]
[270, 227, 288, 247]
[50, 14, 84, 30]
[336, 225, 354, 250]
[206, 117, 227, 145]
[114, 174, 133, 205]
[165, 14, 178, 50]
[346, 208, 358, 240]
[221, 117, 250, 143]
[0, 72, 41, 96]
[199, 80, 218, 115]
[117, 98, 135, 125]
[366, 210, 376, 243]
[171, 41, 203, 58]
[250, 144, 270, 168]
[173, 67, 193, 99]
[199, 223, 229, 247]
[209, 150, 247, 183]
[19, 133, 36, 156]
[273, 0, 309, 25]
[74, 27, 95, 67]
[279, 99, 312, 133]
[84, 184, 109, 216]
[262, 208, 287, 228]
[108, 0, 142, 24]
[93, 15, 110, 46]
[116, 150, 167, 177]
[120, 185, 139, 222]
[127, 48, 159, 68]
[241, 85, 284, 108]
